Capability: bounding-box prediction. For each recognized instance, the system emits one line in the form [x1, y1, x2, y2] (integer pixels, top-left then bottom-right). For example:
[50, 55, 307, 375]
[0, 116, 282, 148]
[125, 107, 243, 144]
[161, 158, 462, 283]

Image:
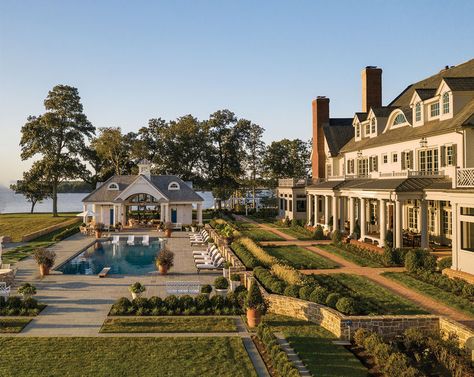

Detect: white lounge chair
[0, 282, 11, 299]
[194, 249, 220, 263]
[191, 235, 209, 245]
[127, 235, 135, 245]
[192, 245, 218, 256]
[142, 235, 150, 246]
[112, 235, 120, 244]
[189, 230, 208, 240]
[196, 257, 224, 273]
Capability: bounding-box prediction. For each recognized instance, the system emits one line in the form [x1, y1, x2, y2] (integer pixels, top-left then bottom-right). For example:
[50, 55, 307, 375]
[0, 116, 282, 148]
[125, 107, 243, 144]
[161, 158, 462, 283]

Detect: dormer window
[442, 92, 450, 114]
[393, 113, 406, 125]
[370, 119, 376, 133]
[356, 124, 360, 138]
[107, 182, 119, 190]
[365, 123, 370, 135]
[430, 102, 440, 117]
[168, 182, 180, 190]
[415, 103, 421, 122]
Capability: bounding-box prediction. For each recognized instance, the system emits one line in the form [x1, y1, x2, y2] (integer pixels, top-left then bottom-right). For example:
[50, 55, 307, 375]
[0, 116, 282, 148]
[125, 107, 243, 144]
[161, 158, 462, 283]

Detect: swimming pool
[57, 239, 162, 275]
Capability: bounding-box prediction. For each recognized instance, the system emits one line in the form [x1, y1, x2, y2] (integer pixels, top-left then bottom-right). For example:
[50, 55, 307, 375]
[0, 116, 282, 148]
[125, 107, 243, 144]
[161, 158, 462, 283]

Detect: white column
[360, 198, 366, 241]
[451, 203, 458, 269]
[314, 195, 319, 226]
[160, 203, 165, 222]
[83, 204, 87, 224]
[420, 199, 428, 249]
[339, 197, 345, 230]
[395, 199, 403, 248]
[332, 195, 338, 231]
[307, 194, 313, 226]
[324, 195, 330, 228]
[197, 203, 203, 225]
[112, 205, 117, 226]
[379, 199, 386, 247]
[349, 197, 355, 235]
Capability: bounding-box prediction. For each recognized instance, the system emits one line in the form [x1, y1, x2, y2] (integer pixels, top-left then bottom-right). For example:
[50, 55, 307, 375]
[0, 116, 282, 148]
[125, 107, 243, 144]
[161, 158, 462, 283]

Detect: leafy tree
[90, 127, 130, 176]
[19, 85, 94, 216]
[10, 162, 51, 213]
[263, 139, 311, 186]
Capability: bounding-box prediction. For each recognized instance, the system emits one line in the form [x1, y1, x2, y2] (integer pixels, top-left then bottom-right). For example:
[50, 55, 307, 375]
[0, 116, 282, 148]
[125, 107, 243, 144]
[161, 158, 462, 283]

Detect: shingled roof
[324, 118, 354, 156]
[444, 77, 474, 91]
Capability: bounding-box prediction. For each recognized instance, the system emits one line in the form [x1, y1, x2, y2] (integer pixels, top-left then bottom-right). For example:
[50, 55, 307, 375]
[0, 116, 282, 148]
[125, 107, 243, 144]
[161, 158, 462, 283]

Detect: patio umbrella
[76, 210, 96, 217]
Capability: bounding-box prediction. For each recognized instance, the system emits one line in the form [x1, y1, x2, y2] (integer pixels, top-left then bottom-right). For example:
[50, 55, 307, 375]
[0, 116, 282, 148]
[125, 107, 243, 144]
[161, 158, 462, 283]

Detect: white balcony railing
[278, 178, 310, 187]
[456, 168, 474, 188]
[379, 170, 445, 178]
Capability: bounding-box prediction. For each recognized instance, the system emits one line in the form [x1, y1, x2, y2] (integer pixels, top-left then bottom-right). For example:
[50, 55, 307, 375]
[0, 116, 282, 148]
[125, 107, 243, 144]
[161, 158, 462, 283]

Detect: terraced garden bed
[316, 243, 385, 267]
[0, 318, 32, 333]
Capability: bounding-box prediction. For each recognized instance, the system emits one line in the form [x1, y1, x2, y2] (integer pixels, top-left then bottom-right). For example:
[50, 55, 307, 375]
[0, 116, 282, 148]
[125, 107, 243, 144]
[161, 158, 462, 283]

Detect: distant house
[82, 160, 204, 226]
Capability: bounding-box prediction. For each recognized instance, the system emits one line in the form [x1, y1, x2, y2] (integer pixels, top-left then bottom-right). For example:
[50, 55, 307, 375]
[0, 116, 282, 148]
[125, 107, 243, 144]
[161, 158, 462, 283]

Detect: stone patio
[5, 230, 220, 336]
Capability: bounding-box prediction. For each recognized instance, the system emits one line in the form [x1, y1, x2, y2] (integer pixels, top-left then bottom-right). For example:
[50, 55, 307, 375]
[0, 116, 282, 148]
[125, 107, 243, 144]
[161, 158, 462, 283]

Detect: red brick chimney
[312, 96, 329, 179]
[362, 66, 382, 112]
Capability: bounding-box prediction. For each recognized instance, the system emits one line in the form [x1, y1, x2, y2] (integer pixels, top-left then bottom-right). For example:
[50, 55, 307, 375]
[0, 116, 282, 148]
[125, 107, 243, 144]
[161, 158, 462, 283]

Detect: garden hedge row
[0, 296, 42, 316]
[231, 241, 262, 269]
[52, 224, 80, 241]
[408, 270, 474, 300]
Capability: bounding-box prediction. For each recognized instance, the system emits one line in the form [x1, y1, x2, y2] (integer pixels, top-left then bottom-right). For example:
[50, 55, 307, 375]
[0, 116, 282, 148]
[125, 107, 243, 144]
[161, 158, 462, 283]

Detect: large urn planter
[39, 264, 50, 277]
[156, 247, 175, 276]
[246, 308, 262, 328]
[215, 288, 228, 297]
[165, 229, 172, 238]
[33, 248, 56, 278]
[129, 282, 146, 300]
[131, 291, 142, 300]
[95, 230, 102, 238]
[158, 264, 168, 275]
[214, 276, 229, 297]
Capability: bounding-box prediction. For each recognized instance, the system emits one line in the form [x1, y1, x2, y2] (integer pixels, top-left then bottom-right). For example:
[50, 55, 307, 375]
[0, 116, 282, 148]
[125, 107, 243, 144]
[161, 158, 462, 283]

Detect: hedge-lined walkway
[234, 215, 474, 327]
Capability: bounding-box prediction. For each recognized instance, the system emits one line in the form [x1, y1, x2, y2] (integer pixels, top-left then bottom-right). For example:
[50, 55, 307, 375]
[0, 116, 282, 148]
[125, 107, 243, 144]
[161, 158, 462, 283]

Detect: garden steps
[274, 332, 311, 376]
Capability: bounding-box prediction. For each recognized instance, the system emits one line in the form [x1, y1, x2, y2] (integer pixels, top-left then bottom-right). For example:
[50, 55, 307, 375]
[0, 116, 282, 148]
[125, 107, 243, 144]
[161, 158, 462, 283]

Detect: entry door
[109, 208, 114, 225]
[171, 209, 177, 223]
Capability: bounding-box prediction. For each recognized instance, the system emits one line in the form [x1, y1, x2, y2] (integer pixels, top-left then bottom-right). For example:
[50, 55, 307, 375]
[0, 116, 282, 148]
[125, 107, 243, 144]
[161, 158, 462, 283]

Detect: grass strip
[100, 316, 237, 333]
[0, 337, 257, 377]
[240, 229, 285, 242]
[264, 245, 338, 269]
[316, 244, 384, 267]
[0, 318, 32, 333]
[382, 271, 474, 317]
[277, 227, 313, 240]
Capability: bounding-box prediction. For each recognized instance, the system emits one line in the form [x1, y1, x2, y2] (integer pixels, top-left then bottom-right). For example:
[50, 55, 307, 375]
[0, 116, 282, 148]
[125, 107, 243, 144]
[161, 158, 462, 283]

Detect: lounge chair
[189, 230, 208, 239]
[1, 263, 11, 270]
[0, 282, 10, 299]
[194, 249, 221, 263]
[196, 257, 224, 273]
[127, 235, 135, 245]
[191, 235, 209, 245]
[142, 235, 150, 246]
[192, 244, 218, 256]
[112, 235, 120, 244]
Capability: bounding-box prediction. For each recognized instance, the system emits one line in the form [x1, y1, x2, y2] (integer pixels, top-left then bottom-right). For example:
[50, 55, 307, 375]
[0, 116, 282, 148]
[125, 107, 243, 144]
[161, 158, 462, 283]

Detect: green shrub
[200, 284, 212, 294]
[312, 224, 325, 240]
[164, 295, 179, 310]
[52, 224, 80, 241]
[437, 256, 452, 271]
[373, 342, 392, 365]
[331, 229, 342, 243]
[210, 295, 226, 310]
[148, 296, 163, 308]
[283, 285, 301, 298]
[179, 295, 195, 310]
[363, 332, 383, 354]
[309, 286, 329, 304]
[325, 292, 341, 308]
[245, 282, 267, 313]
[335, 297, 358, 315]
[231, 242, 262, 269]
[405, 249, 436, 272]
[354, 328, 369, 347]
[254, 267, 287, 294]
[383, 352, 413, 376]
[132, 297, 150, 310]
[214, 276, 229, 290]
[298, 286, 313, 301]
[385, 229, 393, 248]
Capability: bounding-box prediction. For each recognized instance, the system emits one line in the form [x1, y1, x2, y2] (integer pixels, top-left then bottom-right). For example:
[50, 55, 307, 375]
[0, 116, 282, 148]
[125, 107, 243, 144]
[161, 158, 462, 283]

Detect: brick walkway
[236, 215, 474, 327]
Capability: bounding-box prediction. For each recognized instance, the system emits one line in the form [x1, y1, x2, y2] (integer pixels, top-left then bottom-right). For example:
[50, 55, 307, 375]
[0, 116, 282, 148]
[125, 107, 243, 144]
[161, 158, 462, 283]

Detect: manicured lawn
[317, 244, 384, 267]
[0, 337, 257, 377]
[308, 273, 427, 315]
[264, 314, 367, 377]
[1, 241, 54, 263]
[101, 316, 237, 333]
[0, 213, 77, 242]
[0, 318, 32, 333]
[233, 221, 260, 229]
[277, 227, 313, 240]
[240, 229, 284, 242]
[264, 245, 339, 269]
[382, 272, 474, 317]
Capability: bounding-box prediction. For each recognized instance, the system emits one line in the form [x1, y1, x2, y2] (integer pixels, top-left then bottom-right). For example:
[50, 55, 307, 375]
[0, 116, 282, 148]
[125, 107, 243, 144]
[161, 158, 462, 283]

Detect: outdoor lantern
[419, 137, 428, 148]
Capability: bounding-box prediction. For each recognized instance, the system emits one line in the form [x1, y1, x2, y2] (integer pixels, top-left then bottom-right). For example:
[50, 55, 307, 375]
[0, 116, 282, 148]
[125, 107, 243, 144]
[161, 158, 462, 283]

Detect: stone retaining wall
[22, 218, 80, 242]
[442, 267, 474, 284]
[439, 317, 474, 346]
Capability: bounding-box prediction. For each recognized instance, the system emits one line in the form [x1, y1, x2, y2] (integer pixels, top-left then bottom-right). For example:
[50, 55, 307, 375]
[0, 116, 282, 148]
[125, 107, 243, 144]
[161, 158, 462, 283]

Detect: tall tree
[10, 162, 51, 213]
[263, 139, 311, 186]
[20, 85, 94, 216]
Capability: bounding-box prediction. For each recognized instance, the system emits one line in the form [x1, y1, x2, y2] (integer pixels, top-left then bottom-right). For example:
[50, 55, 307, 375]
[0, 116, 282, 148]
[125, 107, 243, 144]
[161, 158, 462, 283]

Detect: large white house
[82, 160, 204, 227]
[277, 59, 474, 281]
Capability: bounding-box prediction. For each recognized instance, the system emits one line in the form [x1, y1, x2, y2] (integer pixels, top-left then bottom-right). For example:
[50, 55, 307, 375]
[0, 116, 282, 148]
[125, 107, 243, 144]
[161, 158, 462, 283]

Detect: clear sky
[1, 0, 473, 186]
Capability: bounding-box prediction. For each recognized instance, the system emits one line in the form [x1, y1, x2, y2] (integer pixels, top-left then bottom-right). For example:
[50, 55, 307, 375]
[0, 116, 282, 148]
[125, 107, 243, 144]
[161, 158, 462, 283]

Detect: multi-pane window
[357, 158, 368, 176]
[356, 124, 360, 138]
[370, 119, 376, 133]
[326, 164, 332, 177]
[408, 207, 418, 230]
[419, 149, 439, 172]
[347, 159, 355, 174]
[446, 145, 454, 166]
[393, 113, 406, 125]
[442, 92, 450, 114]
[392, 153, 398, 163]
[369, 156, 378, 172]
[442, 210, 452, 236]
[382, 154, 388, 164]
[430, 102, 440, 117]
[365, 123, 370, 135]
[429, 209, 436, 233]
[415, 102, 421, 122]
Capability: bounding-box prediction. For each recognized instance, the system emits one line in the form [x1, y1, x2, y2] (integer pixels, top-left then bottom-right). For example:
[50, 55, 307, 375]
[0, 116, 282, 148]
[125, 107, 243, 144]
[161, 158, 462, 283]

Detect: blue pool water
[57, 240, 162, 275]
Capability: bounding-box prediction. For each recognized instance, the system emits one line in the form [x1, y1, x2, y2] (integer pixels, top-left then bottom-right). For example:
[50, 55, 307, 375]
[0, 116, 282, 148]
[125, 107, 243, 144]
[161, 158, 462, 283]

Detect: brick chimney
[362, 66, 382, 112]
[312, 96, 329, 179]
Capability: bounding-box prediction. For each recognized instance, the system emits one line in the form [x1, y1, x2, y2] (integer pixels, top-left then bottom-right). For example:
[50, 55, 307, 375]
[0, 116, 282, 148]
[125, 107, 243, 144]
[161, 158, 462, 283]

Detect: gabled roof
[389, 59, 474, 107]
[82, 174, 203, 203]
[414, 88, 437, 101]
[371, 107, 397, 118]
[323, 118, 354, 157]
[443, 77, 474, 92]
[354, 112, 368, 122]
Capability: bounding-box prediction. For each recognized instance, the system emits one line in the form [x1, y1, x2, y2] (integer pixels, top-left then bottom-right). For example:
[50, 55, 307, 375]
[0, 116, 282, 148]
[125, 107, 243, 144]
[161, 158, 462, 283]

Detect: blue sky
[1, 0, 473, 185]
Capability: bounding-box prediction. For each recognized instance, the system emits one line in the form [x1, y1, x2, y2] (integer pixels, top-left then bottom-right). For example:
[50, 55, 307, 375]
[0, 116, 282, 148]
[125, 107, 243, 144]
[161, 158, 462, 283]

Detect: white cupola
[138, 159, 152, 179]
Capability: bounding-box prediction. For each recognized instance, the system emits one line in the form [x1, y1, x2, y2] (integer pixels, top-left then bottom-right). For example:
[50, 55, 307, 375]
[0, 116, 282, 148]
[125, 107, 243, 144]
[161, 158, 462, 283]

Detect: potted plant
[94, 222, 105, 238]
[191, 221, 197, 233]
[33, 248, 56, 276]
[245, 281, 267, 327]
[156, 246, 174, 275]
[222, 262, 231, 278]
[18, 283, 37, 299]
[200, 284, 212, 296]
[164, 222, 173, 238]
[230, 273, 241, 291]
[129, 282, 146, 299]
[214, 276, 229, 297]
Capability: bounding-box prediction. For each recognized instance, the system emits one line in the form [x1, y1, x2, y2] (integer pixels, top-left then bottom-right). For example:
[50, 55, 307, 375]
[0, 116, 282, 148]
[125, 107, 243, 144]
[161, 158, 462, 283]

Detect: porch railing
[378, 170, 445, 178]
[456, 168, 474, 188]
[278, 177, 311, 187]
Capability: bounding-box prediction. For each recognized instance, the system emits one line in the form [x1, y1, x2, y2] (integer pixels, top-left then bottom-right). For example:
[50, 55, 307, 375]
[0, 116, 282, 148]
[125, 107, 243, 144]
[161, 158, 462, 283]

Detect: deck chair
[142, 235, 150, 246]
[112, 235, 120, 244]
[196, 257, 224, 273]
[127, 235, 135, 245]
[0, 282, 11, 299]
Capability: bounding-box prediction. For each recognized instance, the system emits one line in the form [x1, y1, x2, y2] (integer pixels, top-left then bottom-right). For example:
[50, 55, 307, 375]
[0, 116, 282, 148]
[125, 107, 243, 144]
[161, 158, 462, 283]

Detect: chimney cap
[365, 65, 380, 69]
[317, 95, 327, 99]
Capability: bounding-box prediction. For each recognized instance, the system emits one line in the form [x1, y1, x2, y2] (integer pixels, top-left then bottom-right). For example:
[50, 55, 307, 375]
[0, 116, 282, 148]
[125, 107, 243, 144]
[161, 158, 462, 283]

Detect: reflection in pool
[57, 240, 162, 275]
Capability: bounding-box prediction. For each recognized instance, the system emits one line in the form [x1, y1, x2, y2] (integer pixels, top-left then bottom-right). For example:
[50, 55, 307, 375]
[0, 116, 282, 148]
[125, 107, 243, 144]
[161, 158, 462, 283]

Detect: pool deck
[5, 230, 220, 337]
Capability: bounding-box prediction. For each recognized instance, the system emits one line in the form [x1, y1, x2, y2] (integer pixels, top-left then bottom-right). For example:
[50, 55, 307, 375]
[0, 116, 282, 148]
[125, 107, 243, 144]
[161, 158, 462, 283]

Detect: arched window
[168, 182, 180, 190]
[442, 92, 450, 114]
[393, 113, 407, 126]
[415, 103, 421, 122]
[107, 182, 119, 190]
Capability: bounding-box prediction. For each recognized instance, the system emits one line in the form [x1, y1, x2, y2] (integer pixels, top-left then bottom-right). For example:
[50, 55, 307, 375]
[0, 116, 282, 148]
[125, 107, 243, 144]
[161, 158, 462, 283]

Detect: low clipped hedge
[52, 224, 80, 241]
[253, 267, 287, 294]
[0, 296, 43, 316]
[231, 241, 262, 269]
[109, 290, 247, 316]
[408, 269, 474, 300]
[257, 324, 300, 377]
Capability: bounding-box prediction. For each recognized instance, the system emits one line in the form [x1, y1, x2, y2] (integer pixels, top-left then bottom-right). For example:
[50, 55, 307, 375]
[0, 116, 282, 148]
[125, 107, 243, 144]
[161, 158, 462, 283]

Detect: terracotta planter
[95, 230, 102, 238]
[246, 308, 262, 328]
[158, 264, 169, 275]
[165, 229, 172, 238]
[39, 264, 50, 276]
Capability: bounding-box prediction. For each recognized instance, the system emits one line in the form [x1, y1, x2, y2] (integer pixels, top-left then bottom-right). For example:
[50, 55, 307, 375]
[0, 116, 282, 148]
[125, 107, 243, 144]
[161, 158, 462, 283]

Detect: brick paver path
[236, 215, 474, 327]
